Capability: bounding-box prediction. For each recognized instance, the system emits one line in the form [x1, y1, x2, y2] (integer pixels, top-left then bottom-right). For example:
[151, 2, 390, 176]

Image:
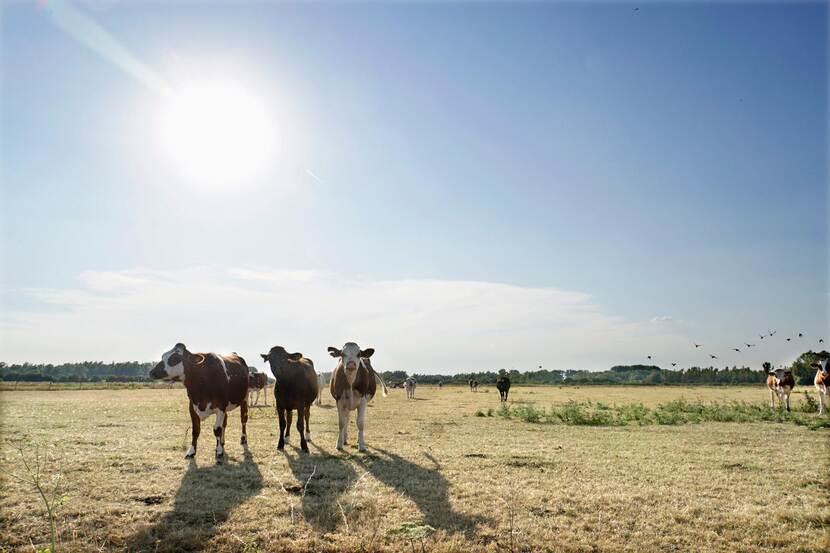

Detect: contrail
[305, 169, 323, 184]
[41, 0, 171, 96]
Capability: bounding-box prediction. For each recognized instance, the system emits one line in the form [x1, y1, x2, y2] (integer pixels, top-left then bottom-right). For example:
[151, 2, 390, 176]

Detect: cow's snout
[346, 361, 357, 370]
[150, 361, 168, 380]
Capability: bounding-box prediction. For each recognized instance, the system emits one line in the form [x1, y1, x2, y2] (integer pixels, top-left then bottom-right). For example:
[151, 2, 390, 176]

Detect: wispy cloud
[1, 267, 692, 371]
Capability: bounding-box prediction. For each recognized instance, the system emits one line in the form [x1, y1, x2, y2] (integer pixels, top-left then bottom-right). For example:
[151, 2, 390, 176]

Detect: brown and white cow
[404, 377, 416, 400]
[261, 346, 318, 453]
[315, 373, 328, 406]
[811, 358, 829, 415]
[149, 343, 249, 462]
[765, 362, 795, 412]
[248, 372, 269, 406]
[328, 342, 388, 451]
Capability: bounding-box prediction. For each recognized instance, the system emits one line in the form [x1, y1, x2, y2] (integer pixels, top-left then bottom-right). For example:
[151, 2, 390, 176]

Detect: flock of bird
[646, 330, 826, 368]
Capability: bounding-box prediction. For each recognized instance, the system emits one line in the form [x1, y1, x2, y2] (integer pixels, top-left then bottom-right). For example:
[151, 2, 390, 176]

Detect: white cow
[404, 377, 416, 400]
[315, 372, 328, 406]
[812, 358, 829, 415]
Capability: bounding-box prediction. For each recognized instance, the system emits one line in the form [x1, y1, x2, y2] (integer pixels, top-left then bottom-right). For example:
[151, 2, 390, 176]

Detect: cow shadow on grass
[361, 447, 490, 534]
[125, 448, 263, 552]
[281, 442, 358, 533]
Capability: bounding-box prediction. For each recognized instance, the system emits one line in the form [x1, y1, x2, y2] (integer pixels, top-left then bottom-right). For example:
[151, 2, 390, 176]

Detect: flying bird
[769, 330, 776, 336]
[786, 338, 791, 342]
[732, 348, 741, 352]
[647, 355, 652, 360]
[745, 343, 755, 348]
[759, 334, 765, 340]
[694, 343, 702, 348]
[671, 363, 677, 367]
[820, 339, 825, 344]
[710, 354, 718, 359]
[798, 333, 803, 338]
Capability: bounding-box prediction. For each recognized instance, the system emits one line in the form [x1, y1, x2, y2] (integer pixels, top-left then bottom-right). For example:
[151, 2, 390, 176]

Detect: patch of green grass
[495, 398, 830, 429]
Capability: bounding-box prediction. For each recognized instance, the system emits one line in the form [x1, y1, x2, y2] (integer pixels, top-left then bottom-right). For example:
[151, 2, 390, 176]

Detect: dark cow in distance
[149, 343, 249, 462]
[261, 346, 318, 453]
[329, 342, 388, 451]
[469, 379, 479, 392]
[496, 375, 511, 402]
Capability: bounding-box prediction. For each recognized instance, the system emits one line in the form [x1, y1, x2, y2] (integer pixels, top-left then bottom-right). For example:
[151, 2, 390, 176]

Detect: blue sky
[1, 1, 827, 371]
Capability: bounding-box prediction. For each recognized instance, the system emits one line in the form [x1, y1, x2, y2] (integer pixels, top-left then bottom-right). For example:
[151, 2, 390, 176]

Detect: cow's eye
[168, 353, 182, 366]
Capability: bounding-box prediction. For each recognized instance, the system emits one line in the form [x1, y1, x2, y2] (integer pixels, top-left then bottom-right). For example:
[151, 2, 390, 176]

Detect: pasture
[0, 385, 827, 552]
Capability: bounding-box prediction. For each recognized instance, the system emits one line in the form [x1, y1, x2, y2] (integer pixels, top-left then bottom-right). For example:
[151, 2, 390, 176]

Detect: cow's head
[811, 358, 829, 376]
[260, 346, 303, 373]
[328, 342, 374, 383]
[150, 343, 204, 383]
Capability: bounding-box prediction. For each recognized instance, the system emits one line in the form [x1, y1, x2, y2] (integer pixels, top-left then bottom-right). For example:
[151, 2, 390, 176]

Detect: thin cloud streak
[1, 267, 693, 371]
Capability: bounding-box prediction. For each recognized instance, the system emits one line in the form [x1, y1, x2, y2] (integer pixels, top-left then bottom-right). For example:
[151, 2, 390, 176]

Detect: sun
[158, 82, 276, 187]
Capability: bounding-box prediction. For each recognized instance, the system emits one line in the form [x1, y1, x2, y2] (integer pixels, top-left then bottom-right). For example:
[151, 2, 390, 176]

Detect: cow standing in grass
[261, 346, 318, 453]
[765, 361, 795, 412]
[496, 375, 511, 402]
[329, 342, 388, 451]
[404, 377, 416, 399]
[811, 358, 829, 415]
[248, 372, 268, 406]
[315, 373, 327, 406]
[149, 343, 249, 463]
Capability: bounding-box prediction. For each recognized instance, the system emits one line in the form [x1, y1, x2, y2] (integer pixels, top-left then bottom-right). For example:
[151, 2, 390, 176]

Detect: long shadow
[281, 442, 358, 532]
[125, 448, 263, 552]
[361, 447, 490, 534]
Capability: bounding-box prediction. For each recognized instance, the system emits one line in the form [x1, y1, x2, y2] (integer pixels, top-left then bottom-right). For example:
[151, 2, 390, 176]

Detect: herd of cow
[149, 343, 829, 463]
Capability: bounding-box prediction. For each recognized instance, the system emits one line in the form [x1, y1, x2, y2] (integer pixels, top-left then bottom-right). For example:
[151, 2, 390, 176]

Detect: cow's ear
[260, 353, 269, 362]
[328, 347, 342, 357]
[288, 352, 303, 361]
[360, 348, 375, 358]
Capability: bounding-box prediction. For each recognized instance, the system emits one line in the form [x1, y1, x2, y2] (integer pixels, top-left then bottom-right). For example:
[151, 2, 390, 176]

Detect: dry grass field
[1, 385, 827, 552]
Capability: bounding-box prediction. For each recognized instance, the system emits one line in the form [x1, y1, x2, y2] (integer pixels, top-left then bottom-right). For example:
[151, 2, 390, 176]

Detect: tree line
[2, 350, 826, 386]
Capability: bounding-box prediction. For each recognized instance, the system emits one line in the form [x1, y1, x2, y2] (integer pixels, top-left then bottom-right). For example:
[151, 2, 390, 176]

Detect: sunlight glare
[158, 83, 276, 188]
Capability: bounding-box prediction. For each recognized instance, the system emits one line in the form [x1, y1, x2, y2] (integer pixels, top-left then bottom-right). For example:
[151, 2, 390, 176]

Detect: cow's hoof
[336, 444, 343, 451]
[277, 442, 285, 450]
[185, 452, 196, 459]
[215, 454, 224, 464]
[240, 436, 247, 445]
[358, 445, 368, 452]
[305, 432, 312, 442]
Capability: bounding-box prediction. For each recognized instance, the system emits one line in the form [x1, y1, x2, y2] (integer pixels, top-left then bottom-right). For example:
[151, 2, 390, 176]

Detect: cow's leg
[285, 409, 293, 441]
[336, 402, 348, 450]
[297, 407, 308, 452]
[240, 400, 248, 446]
[356, 397, 368, 452]
[186, 403, 200, 459]
[769, 389, 775, 409]
[785, 391, 791, 412]
[818, 388, 826, 415]
[214, 409, 226, 462]
[277, 406, 287, 450]
[304, 405, 312, 442]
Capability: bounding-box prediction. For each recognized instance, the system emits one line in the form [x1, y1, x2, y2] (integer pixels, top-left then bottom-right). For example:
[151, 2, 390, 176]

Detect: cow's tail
[375, 371, 389, 397]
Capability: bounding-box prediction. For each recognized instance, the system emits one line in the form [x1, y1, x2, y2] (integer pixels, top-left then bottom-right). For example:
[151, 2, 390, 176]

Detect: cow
[404, 377, 416, 399]
[765, 362, 795, 412]
[248, 372, 269, 406]
[260, 346, 318, 453]
[437, 380, 443, 388]
[496, 375, 511, 402]
[149, 343, 249, 463]
[328, 342, 388, 451]
[811, 358, 829, 415]
[469, 379, 479, 392]
[315, 373, 328, 406]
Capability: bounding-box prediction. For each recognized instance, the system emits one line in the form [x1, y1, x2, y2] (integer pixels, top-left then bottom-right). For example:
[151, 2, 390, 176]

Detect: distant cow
[328, 342, 388, 451]
[261, 346, 318, 452]
[496, 376, 511, 402]
[765, 362, 795, 412]
[404, 377, 416, 399]
[149, 343, 249, 462]
[811, 358, 829, 415]
[315, 373, 328, 406]
[469, 379, 479, 392]
[437, 380, 443, 388]
[248, 372, 268, 406]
